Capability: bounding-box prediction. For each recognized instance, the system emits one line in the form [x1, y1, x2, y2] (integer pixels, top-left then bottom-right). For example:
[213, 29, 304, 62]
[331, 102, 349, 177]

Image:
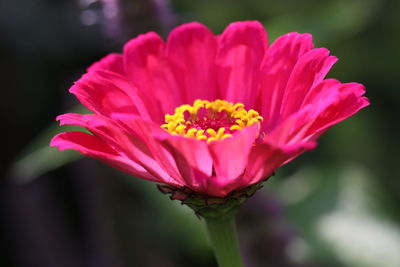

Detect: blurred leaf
[136, 178, 210, 252]
[265, 0, 381, 43]
[8, 106, 89, 184]
[266, 166, 343, 266]
[105, 172, 212, 264]
[270, 163, 399, 267]
[316, 165, 400, 267]
[173, 0, 381, 44]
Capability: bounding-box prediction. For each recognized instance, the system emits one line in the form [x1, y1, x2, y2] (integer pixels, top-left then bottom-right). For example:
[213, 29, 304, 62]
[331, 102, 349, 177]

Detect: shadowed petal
[157, 132, 212, 185]
[157, 133, 213, 192]
[208, 124, 259, 188]
[56, 113, 183, 186]
[126, 118, 189, 186]
[243, 141, 317, 185]
[50, 132, 167, 184]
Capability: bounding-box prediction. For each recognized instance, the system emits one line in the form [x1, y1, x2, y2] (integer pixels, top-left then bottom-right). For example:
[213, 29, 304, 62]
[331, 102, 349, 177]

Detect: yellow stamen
[221, 134, 232, 140]
[230, 125, 242, 131]
[161, 99, 263, 142]
[206, 128, 217, 137]
[186, 128, 197, 137]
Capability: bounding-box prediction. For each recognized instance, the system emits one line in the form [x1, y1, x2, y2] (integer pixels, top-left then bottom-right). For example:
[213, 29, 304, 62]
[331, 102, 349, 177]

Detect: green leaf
[8, 106, 89, 184]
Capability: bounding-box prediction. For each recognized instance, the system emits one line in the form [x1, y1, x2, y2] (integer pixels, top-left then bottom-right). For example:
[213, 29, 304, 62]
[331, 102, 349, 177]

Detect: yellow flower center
[161, 99, 263, 143]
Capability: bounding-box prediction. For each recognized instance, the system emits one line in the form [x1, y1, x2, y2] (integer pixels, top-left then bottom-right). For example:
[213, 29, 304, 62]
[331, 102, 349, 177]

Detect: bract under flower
[51, 21, 369, 197]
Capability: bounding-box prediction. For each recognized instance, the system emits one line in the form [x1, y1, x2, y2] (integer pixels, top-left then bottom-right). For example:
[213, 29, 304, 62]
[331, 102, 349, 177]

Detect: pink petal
[70, 70, 161, 123]
[57, 113, 138, 153]
[267, 80, 369, 145]
[267, 102, 334, 145]
[207, 124, 259, 188]
[123, 32, 181, 115]
[87, 53, 124, 75]
[279, 48, 338, 120]
[259, 32, 314, 130]
[304, 82, 370, 139]
[300, 78, 342, 108]
[157, 132, 213, 192]
[302, 79, 366, 108]
[125, 118, 189, 186]
[216, 21, 268, 108]
[56, 113, 183, 186]
[166, 22, 218, 103]
[50, 132, 167, 184]
[243, 141, 317, 185]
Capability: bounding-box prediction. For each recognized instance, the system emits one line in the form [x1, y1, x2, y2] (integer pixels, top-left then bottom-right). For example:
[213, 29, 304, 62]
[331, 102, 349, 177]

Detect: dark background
[1, 0, 399, 266]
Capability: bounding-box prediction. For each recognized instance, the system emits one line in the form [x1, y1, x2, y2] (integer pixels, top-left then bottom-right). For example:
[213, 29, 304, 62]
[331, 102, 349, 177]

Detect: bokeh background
[1, 0, 399, 266]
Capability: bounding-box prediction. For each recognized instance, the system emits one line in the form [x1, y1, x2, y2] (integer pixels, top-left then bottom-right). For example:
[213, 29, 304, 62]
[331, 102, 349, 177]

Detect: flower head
[51, 21, 369, 198]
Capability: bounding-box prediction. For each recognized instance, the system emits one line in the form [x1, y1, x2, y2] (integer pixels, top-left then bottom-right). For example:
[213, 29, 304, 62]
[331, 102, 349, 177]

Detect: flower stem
[204, 214, 244, 267]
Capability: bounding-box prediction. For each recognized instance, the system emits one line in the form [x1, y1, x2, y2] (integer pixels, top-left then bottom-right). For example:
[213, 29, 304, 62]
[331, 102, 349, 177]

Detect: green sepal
[157, 182, 264, 219]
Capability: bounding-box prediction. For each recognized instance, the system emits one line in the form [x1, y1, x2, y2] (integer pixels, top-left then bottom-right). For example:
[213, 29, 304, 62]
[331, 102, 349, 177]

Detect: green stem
[204, 214, 244, 267]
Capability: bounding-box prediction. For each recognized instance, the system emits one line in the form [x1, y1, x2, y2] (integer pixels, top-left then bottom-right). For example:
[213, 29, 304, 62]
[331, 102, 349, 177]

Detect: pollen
[161, 99, 263, 143]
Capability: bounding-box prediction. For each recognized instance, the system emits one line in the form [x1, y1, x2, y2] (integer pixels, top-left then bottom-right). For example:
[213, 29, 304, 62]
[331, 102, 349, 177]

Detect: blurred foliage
[2, 0, 400, 266]
[8, 106, 89, 184]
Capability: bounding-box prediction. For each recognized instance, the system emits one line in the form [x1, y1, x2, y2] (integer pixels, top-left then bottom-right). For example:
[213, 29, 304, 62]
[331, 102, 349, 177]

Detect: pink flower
[50, 21, 369, 197]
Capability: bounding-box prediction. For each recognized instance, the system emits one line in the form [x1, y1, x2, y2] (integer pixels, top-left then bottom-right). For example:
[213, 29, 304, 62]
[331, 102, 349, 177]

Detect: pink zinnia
[50, 21, 369, 197]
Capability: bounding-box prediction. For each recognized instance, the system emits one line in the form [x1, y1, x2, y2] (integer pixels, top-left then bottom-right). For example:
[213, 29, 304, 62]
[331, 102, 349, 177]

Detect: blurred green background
[1, 0, 399, 266]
